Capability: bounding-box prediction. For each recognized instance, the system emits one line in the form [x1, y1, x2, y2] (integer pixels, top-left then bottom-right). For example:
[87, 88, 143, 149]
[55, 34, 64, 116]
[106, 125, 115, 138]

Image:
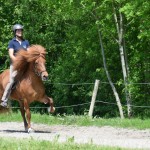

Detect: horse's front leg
[48, 97, 55, 113]
[19, 101, 28, 131]
[42, 96, 55, 113]
[24, 99, 33, 133]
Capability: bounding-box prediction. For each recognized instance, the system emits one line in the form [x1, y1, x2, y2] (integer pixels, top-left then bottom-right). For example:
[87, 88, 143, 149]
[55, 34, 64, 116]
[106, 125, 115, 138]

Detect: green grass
[0, 111, 150, 130]
[0, 112, 147, 150]
[0, 137, 134, 150]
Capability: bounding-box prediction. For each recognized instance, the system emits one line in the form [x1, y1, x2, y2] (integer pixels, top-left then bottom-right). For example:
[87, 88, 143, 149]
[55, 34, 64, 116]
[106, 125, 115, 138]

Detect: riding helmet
[12, 24, 24, 32]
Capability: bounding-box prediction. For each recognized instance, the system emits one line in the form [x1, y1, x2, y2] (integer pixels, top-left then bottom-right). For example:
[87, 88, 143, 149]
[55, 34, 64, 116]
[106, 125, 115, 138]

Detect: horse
[0, 45, 55, 133]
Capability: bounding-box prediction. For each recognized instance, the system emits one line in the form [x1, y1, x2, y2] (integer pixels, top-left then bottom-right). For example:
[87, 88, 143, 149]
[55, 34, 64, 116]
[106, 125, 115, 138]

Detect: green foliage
[0, 0, 149, 117]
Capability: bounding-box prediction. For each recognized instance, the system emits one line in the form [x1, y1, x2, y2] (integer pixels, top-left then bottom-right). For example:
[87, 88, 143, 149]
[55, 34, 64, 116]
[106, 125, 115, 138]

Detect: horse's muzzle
[41, 71, 48, 81]
[42, 75, 48, 81]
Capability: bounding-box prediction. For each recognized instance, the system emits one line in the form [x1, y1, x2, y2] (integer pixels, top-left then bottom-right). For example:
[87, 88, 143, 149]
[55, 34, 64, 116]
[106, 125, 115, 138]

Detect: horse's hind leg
[0, 85, 4, 100]
[19, 101, 28, 131]
[0, 90, 3, 110]
[0, 89, 4, 104]
[0, 91, 3, 102]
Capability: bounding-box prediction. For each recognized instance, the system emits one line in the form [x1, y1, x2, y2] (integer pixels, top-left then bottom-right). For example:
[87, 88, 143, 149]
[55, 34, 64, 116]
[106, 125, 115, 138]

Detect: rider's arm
[9, 48, 16, 62]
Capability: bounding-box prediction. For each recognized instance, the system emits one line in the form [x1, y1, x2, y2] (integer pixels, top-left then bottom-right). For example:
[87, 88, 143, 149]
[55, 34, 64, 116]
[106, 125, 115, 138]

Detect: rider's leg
[0, 65, 17, 107]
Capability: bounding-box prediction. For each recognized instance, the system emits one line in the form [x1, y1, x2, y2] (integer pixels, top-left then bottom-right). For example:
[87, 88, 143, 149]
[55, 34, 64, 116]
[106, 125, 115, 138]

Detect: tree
[112, 0, 132, 117]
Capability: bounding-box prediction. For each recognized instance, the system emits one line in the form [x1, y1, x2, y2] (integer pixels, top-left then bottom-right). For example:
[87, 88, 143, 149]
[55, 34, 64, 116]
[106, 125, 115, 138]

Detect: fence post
[88, 79, 100, 118]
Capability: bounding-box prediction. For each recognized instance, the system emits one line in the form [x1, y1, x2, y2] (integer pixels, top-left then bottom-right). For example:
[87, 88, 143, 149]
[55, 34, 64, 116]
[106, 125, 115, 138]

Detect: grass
[0, 111, 150, 130]
[0, 111, 147, 150]
[0, 137, 134, 150]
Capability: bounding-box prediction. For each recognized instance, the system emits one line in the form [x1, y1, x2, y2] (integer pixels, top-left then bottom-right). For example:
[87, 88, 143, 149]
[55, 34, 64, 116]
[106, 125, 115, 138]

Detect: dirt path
[0, 122, 150, 149]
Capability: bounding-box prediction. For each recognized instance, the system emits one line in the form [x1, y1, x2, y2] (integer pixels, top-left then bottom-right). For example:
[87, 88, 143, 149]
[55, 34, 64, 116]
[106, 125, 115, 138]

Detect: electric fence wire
[10, 100, 150, 109]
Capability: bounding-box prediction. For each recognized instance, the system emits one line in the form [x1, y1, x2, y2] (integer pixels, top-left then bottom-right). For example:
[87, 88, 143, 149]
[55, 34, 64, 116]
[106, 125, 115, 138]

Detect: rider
[0, 24, 30, 107]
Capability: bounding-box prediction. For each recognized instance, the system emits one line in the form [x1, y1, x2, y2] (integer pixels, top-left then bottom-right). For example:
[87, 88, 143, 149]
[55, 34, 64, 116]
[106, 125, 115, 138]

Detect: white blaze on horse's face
[35, 57, 48, 81]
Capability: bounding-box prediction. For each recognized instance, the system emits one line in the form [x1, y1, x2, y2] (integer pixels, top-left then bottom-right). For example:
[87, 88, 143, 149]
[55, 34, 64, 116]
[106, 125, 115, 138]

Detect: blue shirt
[8, 37, 30, 55]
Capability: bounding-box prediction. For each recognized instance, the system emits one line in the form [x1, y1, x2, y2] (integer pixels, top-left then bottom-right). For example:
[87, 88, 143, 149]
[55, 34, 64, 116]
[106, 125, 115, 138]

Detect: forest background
[0, 0, 149, 118]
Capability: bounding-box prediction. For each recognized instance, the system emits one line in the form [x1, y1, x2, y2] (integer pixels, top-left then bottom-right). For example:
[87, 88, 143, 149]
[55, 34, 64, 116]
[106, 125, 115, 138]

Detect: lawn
[0, 111, 150, 130]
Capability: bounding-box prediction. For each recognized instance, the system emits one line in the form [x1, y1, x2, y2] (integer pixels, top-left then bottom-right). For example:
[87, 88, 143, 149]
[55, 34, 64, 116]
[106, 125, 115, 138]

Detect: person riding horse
[0, 24, 30, 107]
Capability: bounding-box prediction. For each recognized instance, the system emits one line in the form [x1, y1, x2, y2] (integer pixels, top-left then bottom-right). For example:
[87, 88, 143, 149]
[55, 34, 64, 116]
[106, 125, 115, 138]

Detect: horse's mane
[13, 44, 46, 73]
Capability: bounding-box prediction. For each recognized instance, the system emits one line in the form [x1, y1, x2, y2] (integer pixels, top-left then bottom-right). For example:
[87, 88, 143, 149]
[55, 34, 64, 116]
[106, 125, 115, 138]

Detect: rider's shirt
[8, 37, 30, 55]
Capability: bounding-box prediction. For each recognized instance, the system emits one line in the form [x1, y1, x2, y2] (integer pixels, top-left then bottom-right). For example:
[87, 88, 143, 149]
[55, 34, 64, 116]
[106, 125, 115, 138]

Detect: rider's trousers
[1, 65, 17, 102]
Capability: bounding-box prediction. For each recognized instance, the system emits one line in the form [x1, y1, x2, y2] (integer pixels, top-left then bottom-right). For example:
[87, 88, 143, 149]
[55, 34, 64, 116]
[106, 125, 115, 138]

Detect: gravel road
[0, 122, 150, 149]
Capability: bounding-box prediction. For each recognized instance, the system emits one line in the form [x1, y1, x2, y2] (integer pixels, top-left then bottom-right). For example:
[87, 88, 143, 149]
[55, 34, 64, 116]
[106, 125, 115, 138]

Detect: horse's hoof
[48, 107, 55, 113]
[51, 107, 55, 113]
[28, 128, 34, 133]
[25, 127, 28, 132]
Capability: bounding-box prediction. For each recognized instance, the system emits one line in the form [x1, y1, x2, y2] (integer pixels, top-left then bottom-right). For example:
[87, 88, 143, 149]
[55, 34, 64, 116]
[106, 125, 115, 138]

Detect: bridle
[34, 55, 47, 77]
[34, 66, 47, 77]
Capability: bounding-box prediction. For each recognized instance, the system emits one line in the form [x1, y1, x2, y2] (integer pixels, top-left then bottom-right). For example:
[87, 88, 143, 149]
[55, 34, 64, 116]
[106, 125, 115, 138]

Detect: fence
[9, 79, 150, 117]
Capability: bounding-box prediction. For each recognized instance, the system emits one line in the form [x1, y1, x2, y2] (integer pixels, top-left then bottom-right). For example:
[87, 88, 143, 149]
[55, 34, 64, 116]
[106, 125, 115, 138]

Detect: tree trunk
[97, 25, 124, 119]
[81, 2, 124, 119]
[112, 2, 132, 117]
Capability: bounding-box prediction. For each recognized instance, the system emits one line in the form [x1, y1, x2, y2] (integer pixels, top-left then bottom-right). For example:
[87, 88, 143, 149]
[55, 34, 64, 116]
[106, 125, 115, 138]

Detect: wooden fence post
[88, 79, 100, 118]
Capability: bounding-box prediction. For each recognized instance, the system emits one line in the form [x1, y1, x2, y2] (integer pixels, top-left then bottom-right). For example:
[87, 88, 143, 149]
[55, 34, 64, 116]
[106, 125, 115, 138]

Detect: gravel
[0, 122, 150, 149]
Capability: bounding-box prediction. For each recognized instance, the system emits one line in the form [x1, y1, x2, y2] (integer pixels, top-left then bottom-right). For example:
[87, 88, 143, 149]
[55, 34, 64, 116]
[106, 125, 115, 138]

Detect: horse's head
[34, 55, 48, 81]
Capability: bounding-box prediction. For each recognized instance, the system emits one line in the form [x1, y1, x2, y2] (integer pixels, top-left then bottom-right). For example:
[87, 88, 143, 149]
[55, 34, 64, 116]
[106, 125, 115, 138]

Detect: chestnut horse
[0, 45, 55, 133]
